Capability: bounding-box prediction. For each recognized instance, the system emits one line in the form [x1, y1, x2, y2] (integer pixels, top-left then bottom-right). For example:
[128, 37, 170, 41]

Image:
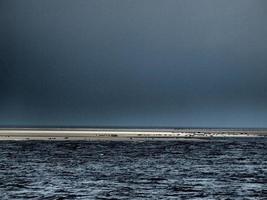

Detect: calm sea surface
[0, 138, 266, 199]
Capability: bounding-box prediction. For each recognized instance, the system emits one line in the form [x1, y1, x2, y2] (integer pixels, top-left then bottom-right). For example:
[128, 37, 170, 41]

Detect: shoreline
[0, 128, 266, 141]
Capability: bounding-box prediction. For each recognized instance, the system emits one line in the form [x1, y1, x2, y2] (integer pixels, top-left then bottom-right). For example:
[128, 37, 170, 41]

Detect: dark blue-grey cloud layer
[1, 0, 267, 127]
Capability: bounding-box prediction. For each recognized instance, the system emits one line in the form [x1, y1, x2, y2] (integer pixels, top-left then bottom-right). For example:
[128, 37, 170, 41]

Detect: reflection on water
[0, 138, 266, 199]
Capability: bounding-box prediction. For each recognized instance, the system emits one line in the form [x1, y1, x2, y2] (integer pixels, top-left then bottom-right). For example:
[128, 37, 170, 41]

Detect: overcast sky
[1, 0, 267, 128]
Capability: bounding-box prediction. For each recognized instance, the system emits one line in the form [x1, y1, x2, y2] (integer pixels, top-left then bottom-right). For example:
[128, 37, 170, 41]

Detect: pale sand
[0, 128, 266, 141]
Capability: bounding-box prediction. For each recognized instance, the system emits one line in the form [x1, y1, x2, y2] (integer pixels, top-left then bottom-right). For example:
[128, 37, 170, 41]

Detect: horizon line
[1, 126, 267, 130]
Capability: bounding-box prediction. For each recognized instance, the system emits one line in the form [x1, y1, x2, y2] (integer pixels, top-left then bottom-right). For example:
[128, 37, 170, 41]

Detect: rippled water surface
[0, 138, 266, 199]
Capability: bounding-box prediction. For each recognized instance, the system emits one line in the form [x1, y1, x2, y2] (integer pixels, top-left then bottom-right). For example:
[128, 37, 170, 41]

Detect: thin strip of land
[0, 128, 266, 141]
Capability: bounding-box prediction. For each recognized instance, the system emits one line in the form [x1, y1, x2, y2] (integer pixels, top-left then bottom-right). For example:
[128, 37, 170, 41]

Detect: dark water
[0, 138, 266, 200]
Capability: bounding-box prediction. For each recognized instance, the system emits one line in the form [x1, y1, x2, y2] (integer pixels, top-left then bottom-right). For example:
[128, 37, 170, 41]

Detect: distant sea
[0, 138, 266, 199]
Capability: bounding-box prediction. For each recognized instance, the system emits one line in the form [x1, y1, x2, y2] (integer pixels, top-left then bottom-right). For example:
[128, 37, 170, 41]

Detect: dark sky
[1, 0, 267, 128]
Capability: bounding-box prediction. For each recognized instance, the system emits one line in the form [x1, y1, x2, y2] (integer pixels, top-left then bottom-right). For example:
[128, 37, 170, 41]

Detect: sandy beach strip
[0, 128, 266, 141]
